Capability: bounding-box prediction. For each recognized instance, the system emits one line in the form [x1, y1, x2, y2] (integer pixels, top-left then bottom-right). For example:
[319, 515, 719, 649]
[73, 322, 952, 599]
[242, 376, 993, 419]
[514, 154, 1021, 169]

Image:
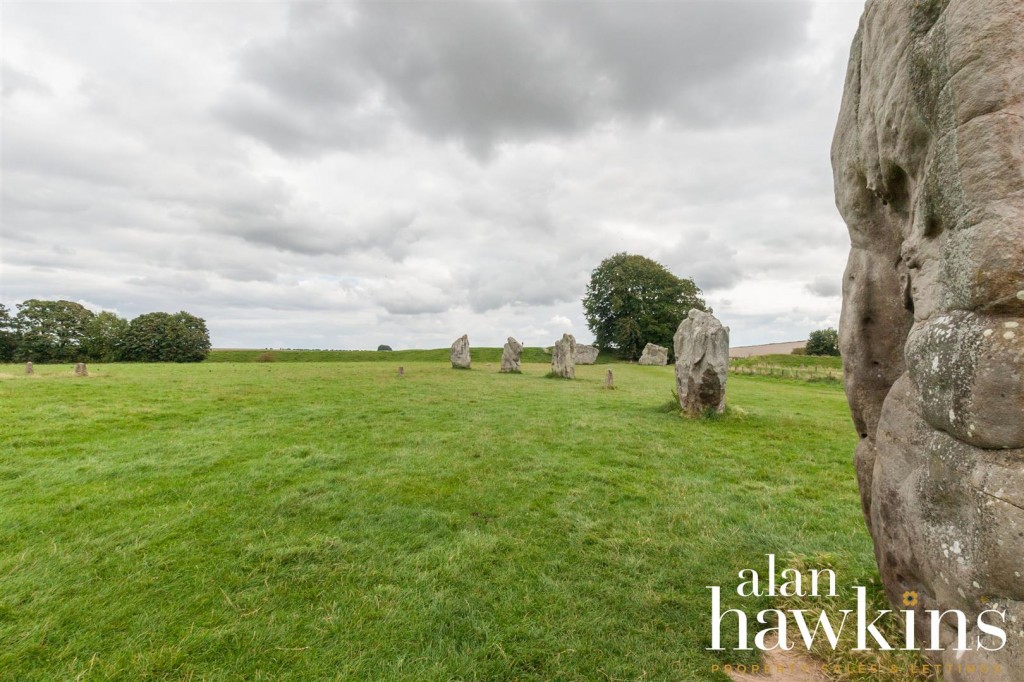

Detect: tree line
[0, 300, 211, 364]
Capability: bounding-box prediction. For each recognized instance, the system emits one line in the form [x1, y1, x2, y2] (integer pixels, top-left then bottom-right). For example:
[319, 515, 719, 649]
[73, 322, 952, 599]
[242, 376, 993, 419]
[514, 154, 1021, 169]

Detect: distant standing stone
[450, 334, 471, 369]
[398, 366, 404, 376]
[674, 310, 729, 416]
[500, 336, 524, 373]
[638, 343, 668, 366]
[551, 333, 576, 379]
[604, 369, 614, 389]
[25, 362, 33, 375]
[74, 362, 88, 377]
[574, 344, 599, 365]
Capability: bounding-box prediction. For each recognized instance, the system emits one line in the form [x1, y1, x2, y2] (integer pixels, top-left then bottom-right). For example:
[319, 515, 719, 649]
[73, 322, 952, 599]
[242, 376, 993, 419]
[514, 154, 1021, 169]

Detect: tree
[582, 253, 708, 361]
[82, 311, 129, 362]
[120, 311, 211, 362]
[0, 304, 17, 362]
[14, 299, 94, 363]
[806, 327, 840, 356]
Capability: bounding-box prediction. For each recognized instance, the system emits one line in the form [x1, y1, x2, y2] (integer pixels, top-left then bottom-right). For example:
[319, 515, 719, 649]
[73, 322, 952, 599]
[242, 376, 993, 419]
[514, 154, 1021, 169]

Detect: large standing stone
[500, 336, 523, 373]
[673, 310, 729, 416]
[550, 333, 576, 379]
[450, 335, 471, 369]
[574, 344, 599, 365]
[638, 343, 668, 366]
[74, 363, 88, 377]
[25, 362, 33, 375]
[833, 1, 1024, 674]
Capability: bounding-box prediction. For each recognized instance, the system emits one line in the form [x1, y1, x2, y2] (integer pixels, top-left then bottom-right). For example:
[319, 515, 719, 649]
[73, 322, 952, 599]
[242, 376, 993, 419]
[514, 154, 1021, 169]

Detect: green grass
[1, 361, 879, 680]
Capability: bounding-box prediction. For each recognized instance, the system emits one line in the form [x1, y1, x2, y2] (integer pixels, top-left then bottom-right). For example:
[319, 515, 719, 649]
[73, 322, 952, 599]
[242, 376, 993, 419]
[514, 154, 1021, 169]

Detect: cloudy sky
[2, 0, 864, 350]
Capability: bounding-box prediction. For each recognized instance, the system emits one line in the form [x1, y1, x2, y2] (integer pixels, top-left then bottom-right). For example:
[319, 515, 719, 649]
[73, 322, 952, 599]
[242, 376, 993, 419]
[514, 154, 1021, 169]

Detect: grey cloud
[223, 0, 814, 157]
[2, 63, 51, 98]
[806, 275, 841, 297]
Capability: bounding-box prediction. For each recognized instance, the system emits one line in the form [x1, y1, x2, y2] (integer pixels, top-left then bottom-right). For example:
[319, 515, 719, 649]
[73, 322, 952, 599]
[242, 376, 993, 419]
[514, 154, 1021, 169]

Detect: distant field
[206, 347, 613, 364]
[1, 360, 884, 680]
[730, 354, 843, 381]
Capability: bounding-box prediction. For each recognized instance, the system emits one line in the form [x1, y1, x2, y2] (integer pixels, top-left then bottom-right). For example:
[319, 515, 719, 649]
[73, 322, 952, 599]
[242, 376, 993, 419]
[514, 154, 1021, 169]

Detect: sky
[1, 0, 865, 350]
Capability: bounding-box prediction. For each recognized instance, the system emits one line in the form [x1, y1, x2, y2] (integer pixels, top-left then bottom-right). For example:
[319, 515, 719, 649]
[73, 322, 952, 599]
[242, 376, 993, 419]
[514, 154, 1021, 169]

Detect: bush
[790, 347, 806, 355]
[377, 345, 393, 351]
[256, 352, 275, 362]
[806, 328, 840, 356]
[119, 311, 211, 362]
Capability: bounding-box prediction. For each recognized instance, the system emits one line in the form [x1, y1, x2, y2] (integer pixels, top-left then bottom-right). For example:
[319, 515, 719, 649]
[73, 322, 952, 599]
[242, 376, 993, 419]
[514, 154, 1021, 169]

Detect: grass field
[2, 359, 883, 680]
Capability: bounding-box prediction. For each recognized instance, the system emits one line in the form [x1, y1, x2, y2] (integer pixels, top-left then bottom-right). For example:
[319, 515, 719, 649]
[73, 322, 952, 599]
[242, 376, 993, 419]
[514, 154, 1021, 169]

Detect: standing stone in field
[673, 310, 728, 416]
[450, 334, 471, 369]
[833, 1, 1024, 675]
[74, 363, 88, 377]
[500, 337, 524, 373]
[25, 362, 33, 375]
[638, 343, 668, 366]
[604, 369, 614, 389]
[398, 366, 404, 376]
[574, 344, 599, 365]
[550, 333, 576, 379]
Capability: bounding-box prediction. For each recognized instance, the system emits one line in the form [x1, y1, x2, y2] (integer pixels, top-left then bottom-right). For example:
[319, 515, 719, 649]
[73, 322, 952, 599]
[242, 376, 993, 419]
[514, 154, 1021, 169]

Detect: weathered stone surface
[500, 336, 523, 373]
[604, 369, 614, 389]
[638, 343, 668, 366]
[574, 344, 599, 365]
[551, 333, 576, 379]
[450, 335, 471, 369]
[74, 363, 88, 377]
[673, 310, 729, 416]
[833, 1, 1024, 674]
[25, 362, 33, 375]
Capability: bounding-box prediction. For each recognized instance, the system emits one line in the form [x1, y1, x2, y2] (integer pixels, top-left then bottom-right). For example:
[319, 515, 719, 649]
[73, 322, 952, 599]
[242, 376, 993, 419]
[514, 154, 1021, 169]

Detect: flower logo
[902, 590, 919, 607]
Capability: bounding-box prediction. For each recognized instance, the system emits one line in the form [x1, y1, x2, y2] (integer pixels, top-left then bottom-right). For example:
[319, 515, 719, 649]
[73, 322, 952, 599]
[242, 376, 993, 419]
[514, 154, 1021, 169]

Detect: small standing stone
[25, 362, 34, 375]
[398, 366, 404, 376]
[574, 344, 599, 365]
[74, 362, 88, 377]
[674, 310, 729, 416]
[551, 333, 576, 379]
[638, 343, 669, 366]
[450, 334, 471, 369]
[500, 336, 524, 373]
[604, 369, 614, 389]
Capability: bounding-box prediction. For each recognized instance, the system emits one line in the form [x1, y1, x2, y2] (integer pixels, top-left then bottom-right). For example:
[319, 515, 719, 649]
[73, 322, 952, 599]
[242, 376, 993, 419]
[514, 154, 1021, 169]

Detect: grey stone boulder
[638, 343, 668, 366]
[673, 310, 729, 416]
[574, 344, 599, 365]
[550, 333, 576, 379]
[500, 337, 523, 373]
[833, 1, 1024, 675]
[25, 362, 33, 375]
[450, 335, 471, 369]
[74, 363, 88, 377]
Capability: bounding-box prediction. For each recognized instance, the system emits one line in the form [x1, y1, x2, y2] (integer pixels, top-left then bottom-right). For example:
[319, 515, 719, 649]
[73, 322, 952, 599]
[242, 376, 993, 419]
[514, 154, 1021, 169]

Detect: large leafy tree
[582, 253, 707, 360]
[0, 304, 17, 362]
[14, 299, 95, 363]
[120, 311, 211, 362]
[82, 311, 129, 362]
[806, 327, 840, 356]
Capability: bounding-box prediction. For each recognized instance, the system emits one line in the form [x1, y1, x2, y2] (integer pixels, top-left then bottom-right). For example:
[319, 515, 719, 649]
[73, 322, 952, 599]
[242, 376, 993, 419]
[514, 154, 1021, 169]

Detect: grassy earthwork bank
[2, 358, 898, 680]
[206, 347, 616, 364]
